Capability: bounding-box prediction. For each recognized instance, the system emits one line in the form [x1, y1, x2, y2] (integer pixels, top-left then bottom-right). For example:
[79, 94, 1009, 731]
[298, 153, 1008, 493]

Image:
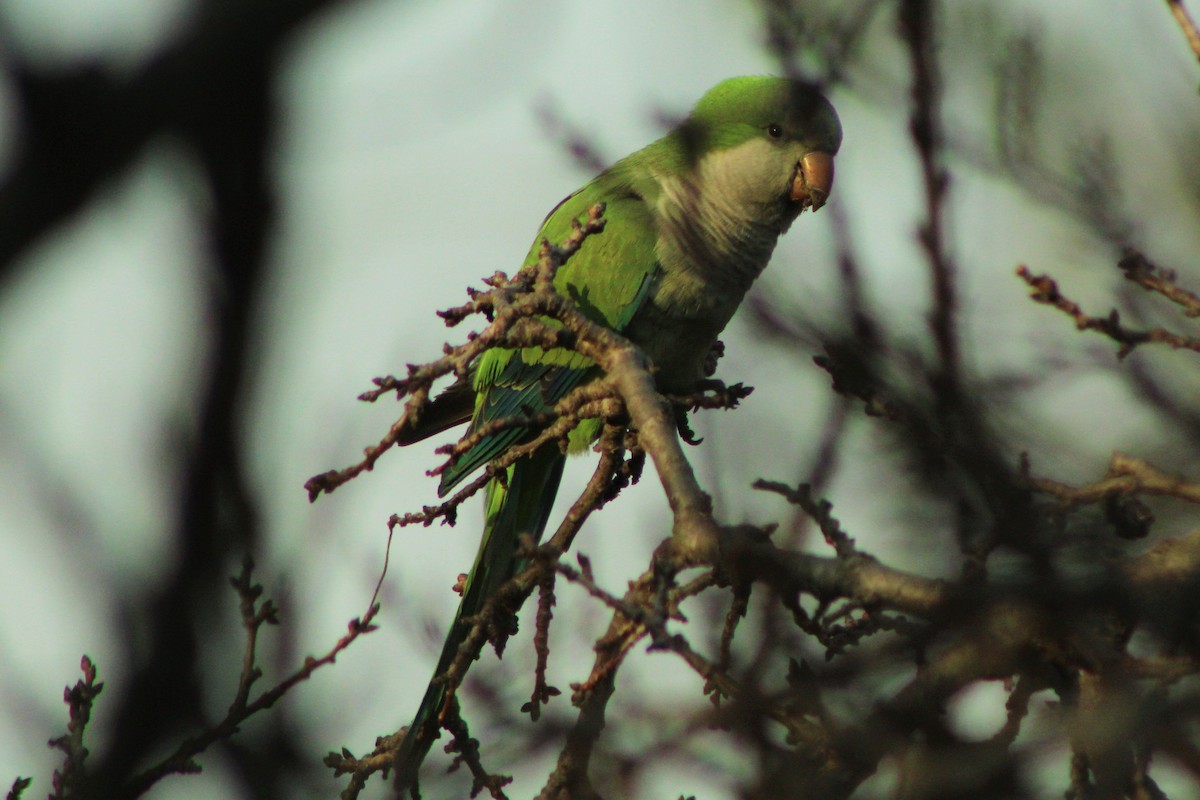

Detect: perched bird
[393, 75, 841, 791]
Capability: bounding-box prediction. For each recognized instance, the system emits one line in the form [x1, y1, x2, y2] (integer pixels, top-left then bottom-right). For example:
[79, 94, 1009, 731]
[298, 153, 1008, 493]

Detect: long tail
[394, 446, 566, 794]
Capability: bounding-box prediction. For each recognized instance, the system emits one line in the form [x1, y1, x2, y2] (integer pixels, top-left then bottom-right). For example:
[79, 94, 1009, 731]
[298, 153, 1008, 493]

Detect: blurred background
[1, 0, 1198, 797]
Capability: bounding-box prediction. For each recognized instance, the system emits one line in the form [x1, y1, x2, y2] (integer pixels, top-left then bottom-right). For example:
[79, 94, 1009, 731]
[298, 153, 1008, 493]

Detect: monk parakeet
[393, 75, 841, 791]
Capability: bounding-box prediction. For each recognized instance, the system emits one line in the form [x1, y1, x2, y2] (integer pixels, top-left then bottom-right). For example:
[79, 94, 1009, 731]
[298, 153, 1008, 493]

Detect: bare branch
[6, 777, 32, 800]
[1166, 0, 1200, 62]
[899, 0, 960, 388]
[1025, 451, 1200, 508]
[124, 561, 382, 797]
[48, 656, 103, 800]
[1018, 265, 1200, 358]
[1120, 249, 1200, 318]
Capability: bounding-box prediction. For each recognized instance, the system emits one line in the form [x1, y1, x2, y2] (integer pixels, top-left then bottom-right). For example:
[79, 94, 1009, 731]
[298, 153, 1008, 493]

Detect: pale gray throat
[655, 166, 789, 294]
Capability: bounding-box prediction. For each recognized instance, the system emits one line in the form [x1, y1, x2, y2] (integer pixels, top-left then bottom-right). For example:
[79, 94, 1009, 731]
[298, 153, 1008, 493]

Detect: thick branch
[599, 344, 720, 562]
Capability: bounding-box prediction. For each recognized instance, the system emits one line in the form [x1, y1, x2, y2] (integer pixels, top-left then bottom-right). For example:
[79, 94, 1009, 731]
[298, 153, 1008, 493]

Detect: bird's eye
[767, 124, 784, 139]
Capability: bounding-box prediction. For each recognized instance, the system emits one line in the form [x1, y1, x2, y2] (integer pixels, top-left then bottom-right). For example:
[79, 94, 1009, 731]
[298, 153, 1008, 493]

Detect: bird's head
[678, 76, 842, 217]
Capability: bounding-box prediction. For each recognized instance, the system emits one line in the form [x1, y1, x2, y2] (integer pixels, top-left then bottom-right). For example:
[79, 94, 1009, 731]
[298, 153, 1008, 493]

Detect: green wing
[438, 179, 659, 494]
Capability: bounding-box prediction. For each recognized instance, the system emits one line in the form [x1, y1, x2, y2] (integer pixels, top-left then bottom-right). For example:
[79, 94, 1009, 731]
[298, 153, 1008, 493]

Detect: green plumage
[395, 76, 842, 794]
[437, 174, 660, 493]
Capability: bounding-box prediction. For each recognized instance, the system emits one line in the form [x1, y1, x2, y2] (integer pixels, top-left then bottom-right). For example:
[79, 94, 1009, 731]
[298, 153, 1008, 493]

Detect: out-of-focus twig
[1166, 0, 1200, 62]
[47, 657, 103, 800]
[899, 0, 959, 388]
[6, 777, 32, 800]
[1018, 265, 1200, 358]
[1120, 250, 1200, 318]
[755, 480, 858, 557]
[1025, 451, 1200, 508]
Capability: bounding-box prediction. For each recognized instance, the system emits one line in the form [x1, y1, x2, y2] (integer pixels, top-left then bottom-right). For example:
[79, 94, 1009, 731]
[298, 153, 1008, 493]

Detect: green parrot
[393, 75, 841, 792]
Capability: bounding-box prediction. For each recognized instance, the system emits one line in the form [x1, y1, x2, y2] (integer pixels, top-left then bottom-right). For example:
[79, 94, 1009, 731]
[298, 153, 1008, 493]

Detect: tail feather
[394, 446, 565, 794]
[394, 374, 475, 447]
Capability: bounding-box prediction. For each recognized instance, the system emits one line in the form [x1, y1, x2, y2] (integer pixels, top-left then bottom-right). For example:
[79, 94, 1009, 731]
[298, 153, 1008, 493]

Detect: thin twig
[1018, 265, 1200, 358]
[1119, 249, 1200, 317]
[48, 656, 103, 800]
[712, 586, 751, 704]
[1166, 0, 1200, 62]
[306, 206, 609, 501]
[1025, 451, 1200, 507]
[6, 777, 32, 800]
[522, 571, 561, 721]
[124, 560, 383, 797]
[900, 0, 960, 388]
[443, 701, 512, 800]
[754, 480, 858, 557]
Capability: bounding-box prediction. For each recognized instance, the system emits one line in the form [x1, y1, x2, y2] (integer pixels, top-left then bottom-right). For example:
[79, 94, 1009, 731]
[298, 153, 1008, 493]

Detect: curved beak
[790, 150, 835, 211]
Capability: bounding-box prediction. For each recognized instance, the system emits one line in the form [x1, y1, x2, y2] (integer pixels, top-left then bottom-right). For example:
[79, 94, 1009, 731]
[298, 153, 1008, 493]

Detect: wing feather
[438, 181, 658, 494]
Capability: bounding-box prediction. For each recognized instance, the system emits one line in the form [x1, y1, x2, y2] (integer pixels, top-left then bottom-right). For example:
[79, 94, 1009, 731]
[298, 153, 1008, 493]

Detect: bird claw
[674, 407, 704, 445]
